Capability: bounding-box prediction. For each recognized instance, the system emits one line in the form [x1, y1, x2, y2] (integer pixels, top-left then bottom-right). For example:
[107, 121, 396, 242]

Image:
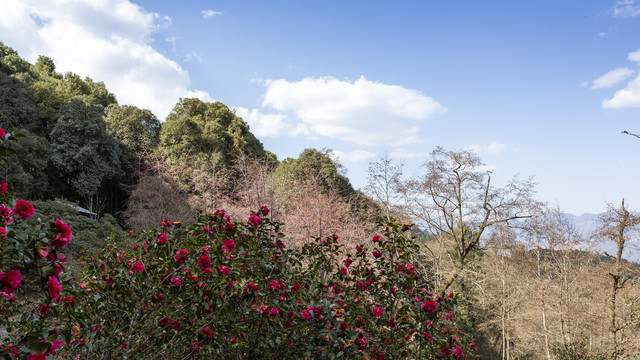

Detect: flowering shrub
[0, 126, 476, 359]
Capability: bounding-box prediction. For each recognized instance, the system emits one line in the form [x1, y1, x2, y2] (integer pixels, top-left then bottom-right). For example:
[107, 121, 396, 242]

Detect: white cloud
[331, 149, 377, 163]
[0, 0, 211, 120]
[613, 0, 640, 17]
[201, 10, 222, 19]
[591, 67, 636, 89]
[233, 107, 307, 138]
[598, 48, 640, 109]
[467, 141, 506, 156]
[261, 76, 445, 146]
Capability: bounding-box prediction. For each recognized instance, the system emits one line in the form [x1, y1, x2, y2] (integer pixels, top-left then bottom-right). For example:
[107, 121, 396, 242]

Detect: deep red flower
[372, 250, 382, 259]
[13, 200, 34, 219]
[27, 354, 46, 360]
[453, 346, 464, 357]
[161, 218, 172, 228]
[0, 181, 7, 195]
[421, 300, 437, 313]
[372, 306, 384, 317]
[131, 261, 144, 273]
[217, 265, 230, 275]
[372, 234, 381, 242]
[198, 254, 211, 271]
[0, 205, 13, 225]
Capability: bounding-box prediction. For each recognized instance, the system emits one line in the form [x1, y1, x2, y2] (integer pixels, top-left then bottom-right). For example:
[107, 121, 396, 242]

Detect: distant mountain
[564, 212, 640, 263]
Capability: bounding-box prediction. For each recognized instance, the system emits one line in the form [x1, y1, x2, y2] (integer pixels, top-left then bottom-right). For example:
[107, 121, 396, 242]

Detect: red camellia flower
[355, 337, 369, 350]
[174, 249, 188, 263]
[27, 354, 46, 360]
[0, 227, 6, 241]
[50, 219, 73, 249]
[131, 261, 145, 272]
[161, 218, 172, 228]
[158, 233, 168, 244]
[372, 306, 384, 317]
[421, 299, 437, 313]
[0, 127, 5, 138]
[372, 250, 382, 259]
[260, 205, 270, 215]
[47, 276, 62, 301]
[301, 310, 312, 319]
[13, 200, 35, 219]
[0, 181, 7, 195]
[217, 265, 230, 275]
[198, 254, 211, 271]
[248, 213, 261, 226]
[453, 346, 464, 357]
[372, 234, 381, 242]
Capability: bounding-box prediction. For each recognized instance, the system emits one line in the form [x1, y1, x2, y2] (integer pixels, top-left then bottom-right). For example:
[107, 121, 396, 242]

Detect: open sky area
[1, 0, 640, 215]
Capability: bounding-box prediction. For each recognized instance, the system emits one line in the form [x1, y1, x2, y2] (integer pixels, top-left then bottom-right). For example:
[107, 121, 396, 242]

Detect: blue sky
[1, 0, 640, 215]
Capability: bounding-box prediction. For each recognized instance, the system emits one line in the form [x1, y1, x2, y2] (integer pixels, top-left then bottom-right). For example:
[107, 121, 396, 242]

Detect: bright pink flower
[174, 249, 188, 263]
[158, 233, 168, 244]
[372, 250, 382, 259]
[0, 181, 7, 195]
[271, 307, 279, 317]
[131, 261, 144, 272]
[202, 327, 213, 338]
[372, 234, 381, 242]
[453, 346, 464, 357]
[222, 239, 236, 253]
[0, 227, 5, 241]
[47, 276, 62, 301]
[44, 339, 64, 355]
[248, 213, 261, 226]
[0, 127, 5, 138]
[198, 254, 211, 271]
[421, 300, 437, 313]
[217, 265, 230, 275]
[13, 200, 34, 219]
[50, 219, 73, 248]
[301, 310, 312, 319]
[161, 218, 172, 228]
[372, 306, 384, 317]
[345, 258, 353, 267]
[291, 282, 300, 291]
[1, 270, 22, 292]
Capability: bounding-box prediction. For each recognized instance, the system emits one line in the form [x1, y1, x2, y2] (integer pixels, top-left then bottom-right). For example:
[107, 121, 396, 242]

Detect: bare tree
[594, 199, 640, 359]
[365, 153, 404, 220]
[400, 147, 540, 292]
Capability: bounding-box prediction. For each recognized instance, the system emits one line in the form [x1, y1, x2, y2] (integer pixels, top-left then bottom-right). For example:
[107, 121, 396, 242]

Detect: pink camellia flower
[345, 258, 353, 267]
[131, 261, 145, 273]
[158, 233, 168, 244]
[0, 127, 5, 138]
[0, 270, 22, 293]
[372, 306, 384, 317]
[198, 254, 211, 271]
[421, 299, 437, 313]
[271, 307, 279, 317]
[222, 239, 236, 253]
[50, 219, 73, 249]
[27, 354, 46, 360]
[453, 346, 464, 357]
[44, 339, 64, 356]
[161, 218, 172, 228]
[248, 213, 261, 226]
[47, 276, 62, 301]
[0, 205, 13, 225]
[174, 249, 188, 263]
[0, 227, 6, 241]
[260, 205, 270, 215]
[13, 200, 35, 219]
[217, 265, 230, 275]
[301, 309, 312, 319]
[372, 250, 382, 259]
[372, 234, 381, 242]
[0, 181, 7, 195]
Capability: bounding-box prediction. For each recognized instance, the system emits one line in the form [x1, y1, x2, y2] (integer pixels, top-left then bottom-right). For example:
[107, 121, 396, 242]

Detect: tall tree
[399, 146, 540, 292]
[49, 95, 121, 212]
[594, 199, 640, 359]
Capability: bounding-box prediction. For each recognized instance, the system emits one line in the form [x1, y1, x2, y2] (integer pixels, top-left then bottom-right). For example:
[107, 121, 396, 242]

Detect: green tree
[49, 96, 121, 208]
[0, 42, 31, 75]
[4, 130, 50, 199]
[159, 98, 269, 168]
[105, 104, 160, 153]
[0, 71, 39, 134]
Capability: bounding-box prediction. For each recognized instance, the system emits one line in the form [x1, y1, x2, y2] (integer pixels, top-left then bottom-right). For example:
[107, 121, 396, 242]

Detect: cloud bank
[600, 49, 640, 109]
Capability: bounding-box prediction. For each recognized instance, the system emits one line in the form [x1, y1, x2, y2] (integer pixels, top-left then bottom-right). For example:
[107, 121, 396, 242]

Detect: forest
[0, 42, 639, 359]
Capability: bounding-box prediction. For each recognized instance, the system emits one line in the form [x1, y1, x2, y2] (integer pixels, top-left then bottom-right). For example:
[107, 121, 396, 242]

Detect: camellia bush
[0, 127, 477, 359]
